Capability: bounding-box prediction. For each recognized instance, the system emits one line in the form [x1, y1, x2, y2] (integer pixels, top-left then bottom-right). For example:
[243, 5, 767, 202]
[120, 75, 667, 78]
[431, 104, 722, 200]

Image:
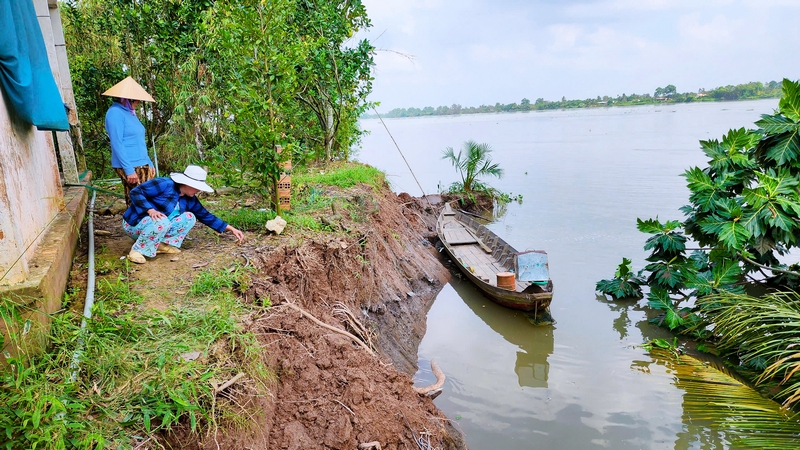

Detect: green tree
[293, 0, 374, 161]
[63, 0, 215, 175]
[598, 79, 800, 333]
[203, 0, 302, 212]
[441, 140, 504, 194]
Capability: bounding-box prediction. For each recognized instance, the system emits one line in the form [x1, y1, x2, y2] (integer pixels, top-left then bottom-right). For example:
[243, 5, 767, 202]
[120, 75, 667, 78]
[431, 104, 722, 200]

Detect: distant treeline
[366, 81, 783, 119]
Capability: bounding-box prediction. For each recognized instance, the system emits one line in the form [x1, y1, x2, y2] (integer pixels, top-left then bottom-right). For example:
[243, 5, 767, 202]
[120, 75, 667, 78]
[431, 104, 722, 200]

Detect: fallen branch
[284, 302, 375, 356]
[414, 360, 445, 395]
[214, 372, 245, 394]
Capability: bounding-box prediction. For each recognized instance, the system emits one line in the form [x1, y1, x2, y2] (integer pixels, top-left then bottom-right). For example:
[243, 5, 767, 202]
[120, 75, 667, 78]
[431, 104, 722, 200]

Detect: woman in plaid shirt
[122, 165, 245, 264]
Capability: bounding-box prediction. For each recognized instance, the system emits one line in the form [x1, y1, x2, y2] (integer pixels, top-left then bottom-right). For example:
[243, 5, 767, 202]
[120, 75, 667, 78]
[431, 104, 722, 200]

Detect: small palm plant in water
[441, 140, 504, 200]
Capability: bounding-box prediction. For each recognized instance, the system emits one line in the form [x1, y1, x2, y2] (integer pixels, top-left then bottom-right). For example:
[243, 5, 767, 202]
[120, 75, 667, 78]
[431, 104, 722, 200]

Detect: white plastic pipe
[70, 190, 97, 382]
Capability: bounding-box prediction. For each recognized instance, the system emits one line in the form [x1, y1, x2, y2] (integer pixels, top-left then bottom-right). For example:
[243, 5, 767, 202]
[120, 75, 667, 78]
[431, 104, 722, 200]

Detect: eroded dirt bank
[83, 184, 463, 449]
[220, 187, 459, 449]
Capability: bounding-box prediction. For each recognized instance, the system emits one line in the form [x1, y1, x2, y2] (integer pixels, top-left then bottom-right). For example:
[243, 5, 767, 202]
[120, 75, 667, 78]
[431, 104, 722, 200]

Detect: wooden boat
[437, 203, 553, 313]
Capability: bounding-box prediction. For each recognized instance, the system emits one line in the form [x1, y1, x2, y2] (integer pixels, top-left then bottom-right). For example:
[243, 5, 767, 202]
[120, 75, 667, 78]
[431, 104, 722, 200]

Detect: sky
[356, 0, 800, 112]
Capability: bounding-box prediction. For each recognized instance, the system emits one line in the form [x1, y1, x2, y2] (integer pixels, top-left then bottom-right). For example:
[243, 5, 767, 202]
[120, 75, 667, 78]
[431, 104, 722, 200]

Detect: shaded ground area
[69, 183, 464, 449]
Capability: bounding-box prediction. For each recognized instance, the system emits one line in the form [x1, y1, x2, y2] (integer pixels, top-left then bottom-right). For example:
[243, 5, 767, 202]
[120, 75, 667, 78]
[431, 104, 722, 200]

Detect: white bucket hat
[170, 165, 214, 193]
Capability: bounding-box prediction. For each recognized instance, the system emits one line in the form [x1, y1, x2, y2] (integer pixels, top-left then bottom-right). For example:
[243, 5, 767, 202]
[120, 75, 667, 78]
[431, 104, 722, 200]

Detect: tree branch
[739, 254, 800, 278]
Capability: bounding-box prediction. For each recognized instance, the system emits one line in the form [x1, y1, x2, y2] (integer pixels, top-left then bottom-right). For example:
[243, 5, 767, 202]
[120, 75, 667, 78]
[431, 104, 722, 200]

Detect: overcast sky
[358, 0, 800, 112]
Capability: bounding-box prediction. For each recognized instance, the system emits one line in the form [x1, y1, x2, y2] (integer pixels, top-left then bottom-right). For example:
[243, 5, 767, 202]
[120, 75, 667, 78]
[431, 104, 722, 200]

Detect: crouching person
[122, 165, 245, 264]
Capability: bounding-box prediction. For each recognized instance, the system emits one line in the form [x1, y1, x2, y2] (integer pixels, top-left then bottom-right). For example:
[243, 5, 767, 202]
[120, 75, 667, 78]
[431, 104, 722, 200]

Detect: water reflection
[387, 101, 785, 448]
[450, 277, 554, 388]
[597, 295, 638, 340]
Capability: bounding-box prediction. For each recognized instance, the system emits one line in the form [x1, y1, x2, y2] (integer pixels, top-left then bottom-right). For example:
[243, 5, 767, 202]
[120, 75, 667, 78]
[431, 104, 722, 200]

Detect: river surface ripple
[358, 99, 779, 449]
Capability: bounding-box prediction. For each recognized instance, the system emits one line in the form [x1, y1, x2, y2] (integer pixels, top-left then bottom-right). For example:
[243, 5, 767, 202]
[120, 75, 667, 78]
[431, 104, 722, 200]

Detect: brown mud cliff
[165, 187, 463, 449]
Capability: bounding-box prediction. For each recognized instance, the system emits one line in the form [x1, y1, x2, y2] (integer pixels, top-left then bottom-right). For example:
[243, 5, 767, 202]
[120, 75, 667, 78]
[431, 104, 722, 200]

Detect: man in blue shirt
[122, 165, 245, 264]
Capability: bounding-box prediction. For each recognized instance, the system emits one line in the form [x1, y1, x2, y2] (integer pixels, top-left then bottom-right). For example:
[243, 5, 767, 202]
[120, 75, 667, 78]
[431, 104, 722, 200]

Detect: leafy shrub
[596, 257, 646, 299]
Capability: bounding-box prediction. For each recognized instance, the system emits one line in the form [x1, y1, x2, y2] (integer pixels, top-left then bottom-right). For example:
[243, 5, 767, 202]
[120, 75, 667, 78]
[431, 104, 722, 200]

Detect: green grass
[287, 214, 329, 231]
[216, 209, 276, 231]
[0, 265, 270, 449]
[293, 163, 385, 189]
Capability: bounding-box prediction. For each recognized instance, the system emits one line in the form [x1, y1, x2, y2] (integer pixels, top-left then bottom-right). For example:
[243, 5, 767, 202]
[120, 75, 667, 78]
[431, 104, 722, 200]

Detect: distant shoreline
[363, 80, 783, 119]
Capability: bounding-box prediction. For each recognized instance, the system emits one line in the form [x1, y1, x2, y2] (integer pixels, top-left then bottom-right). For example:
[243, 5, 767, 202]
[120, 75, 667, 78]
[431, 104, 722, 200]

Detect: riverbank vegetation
[440, 140, 523, 209]
[1, 263, 266, 448]
[597, 79, 800, 409]
[367, 80, 782, 119]
[63, 0, 374, 206]
[1, 163, 454, 448]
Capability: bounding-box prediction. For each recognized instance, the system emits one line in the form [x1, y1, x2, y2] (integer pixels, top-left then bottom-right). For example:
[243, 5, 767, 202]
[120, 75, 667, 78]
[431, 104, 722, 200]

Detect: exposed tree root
[284, 301, 375, 356]
[414, 359, 446, 395]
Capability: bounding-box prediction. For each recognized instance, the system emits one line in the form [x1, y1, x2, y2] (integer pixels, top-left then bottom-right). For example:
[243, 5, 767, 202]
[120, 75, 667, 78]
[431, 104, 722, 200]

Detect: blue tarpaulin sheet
[515, 250, 549, 283]
[0, 0, 70, 131]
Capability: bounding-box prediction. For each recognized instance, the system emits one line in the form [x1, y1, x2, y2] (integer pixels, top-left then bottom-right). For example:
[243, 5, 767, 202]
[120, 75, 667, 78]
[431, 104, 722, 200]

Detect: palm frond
[442, 140, 505, 194]
[651, 349, 800, 448]
[698, 291, 800, 408]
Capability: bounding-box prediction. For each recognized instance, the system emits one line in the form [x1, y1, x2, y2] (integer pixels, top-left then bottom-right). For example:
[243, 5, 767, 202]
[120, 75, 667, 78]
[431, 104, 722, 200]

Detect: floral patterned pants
[122, 210, 196, 257]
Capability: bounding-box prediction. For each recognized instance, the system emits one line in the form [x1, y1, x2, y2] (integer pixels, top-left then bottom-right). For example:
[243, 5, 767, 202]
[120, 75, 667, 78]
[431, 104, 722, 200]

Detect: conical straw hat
[102, 76, 155, 102]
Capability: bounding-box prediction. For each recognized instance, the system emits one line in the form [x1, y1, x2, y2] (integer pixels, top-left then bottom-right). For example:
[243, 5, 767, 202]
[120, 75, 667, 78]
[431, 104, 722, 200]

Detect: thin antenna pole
[371, 106, 432, 208]
[151, 133, 159, 177]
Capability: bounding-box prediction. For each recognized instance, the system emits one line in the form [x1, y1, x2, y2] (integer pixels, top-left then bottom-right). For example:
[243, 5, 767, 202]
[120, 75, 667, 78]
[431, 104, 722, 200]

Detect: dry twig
[333, 301, 375, 351]
[214, 372, 245, 394]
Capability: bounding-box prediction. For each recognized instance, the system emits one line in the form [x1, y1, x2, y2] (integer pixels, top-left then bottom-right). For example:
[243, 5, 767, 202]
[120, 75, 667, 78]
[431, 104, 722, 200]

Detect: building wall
[0, 0, 67, 286]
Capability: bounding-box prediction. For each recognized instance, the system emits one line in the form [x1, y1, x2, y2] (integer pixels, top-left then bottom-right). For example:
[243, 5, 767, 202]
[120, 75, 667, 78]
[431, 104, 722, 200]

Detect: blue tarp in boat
[0, 0, 69, 131]
[516, 250, 549, 283]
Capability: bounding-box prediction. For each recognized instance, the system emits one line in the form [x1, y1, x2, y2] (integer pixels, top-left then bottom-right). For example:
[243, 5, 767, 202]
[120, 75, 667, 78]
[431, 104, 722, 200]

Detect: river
[358, 99, 780, 449]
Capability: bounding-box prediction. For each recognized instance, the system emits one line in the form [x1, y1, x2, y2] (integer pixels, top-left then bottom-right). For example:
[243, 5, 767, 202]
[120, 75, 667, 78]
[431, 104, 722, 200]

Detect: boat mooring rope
[371, 106, 433, 209]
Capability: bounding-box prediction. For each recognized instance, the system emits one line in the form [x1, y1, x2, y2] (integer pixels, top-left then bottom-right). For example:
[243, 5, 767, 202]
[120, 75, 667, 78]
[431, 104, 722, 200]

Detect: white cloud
[677, 13, 737, 45]
[360, 0, 800, 111]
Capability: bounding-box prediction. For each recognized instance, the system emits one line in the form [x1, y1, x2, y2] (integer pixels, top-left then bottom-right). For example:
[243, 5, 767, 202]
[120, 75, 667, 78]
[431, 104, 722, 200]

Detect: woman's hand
[226, 225, 245, 243]
[147, 209, 166, 221]
[127, 172, 140, 184]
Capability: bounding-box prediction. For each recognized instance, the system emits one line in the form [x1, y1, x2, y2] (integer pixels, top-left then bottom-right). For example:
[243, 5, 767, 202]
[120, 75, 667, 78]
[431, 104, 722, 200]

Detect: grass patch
[216, 209, 276, 232]
[190, 266, 252, 297]
[0, 265, 269, 449]
[287, 214, 329, 231]
[293, 162, 385, 189]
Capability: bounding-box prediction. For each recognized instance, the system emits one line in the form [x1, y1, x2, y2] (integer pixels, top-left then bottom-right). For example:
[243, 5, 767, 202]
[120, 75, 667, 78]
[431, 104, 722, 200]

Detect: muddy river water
[358, 99, 780, 449]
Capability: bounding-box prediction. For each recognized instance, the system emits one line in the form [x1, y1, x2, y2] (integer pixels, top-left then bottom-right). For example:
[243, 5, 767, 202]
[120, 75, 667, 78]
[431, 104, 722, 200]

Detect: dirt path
[71, 186, 464, 449]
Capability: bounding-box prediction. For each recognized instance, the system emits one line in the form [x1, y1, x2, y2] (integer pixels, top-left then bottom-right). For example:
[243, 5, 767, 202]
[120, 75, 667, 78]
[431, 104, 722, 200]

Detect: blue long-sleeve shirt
[105, 102, 153, 175]
[123, 178, 228, 233]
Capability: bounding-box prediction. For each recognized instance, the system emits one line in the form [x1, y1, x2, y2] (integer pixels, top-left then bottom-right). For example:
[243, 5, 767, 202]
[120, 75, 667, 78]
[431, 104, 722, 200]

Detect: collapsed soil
[70, 185, 465, 449]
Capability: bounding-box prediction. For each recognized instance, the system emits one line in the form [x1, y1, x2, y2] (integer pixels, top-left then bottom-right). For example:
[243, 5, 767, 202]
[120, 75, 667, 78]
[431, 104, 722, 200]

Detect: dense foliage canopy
[63, 0, 374, 203]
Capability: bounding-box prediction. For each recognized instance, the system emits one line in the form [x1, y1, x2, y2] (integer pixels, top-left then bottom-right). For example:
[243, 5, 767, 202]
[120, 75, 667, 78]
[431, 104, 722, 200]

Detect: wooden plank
[465, 228, 493, 253]
[56, 131, 79, 183]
